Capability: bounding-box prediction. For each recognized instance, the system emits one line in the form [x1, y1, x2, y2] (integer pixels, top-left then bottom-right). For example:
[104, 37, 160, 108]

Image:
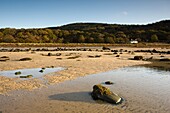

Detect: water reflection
[0, 67, 64, 79]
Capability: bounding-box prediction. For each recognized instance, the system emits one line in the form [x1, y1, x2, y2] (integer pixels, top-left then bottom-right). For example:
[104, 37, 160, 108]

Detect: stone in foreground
[91, 84, 122, 104]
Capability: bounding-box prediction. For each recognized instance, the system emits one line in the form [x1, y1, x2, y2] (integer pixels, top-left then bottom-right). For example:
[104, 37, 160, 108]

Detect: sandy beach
[0, 47, 170, 113]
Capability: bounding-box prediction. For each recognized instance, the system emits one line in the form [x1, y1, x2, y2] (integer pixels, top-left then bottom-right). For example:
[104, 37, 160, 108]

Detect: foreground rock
[91, 84, 122, 104]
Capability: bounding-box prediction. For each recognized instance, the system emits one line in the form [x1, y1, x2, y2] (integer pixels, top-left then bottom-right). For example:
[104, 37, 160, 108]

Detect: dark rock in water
[20, 75, 33, 78]
[134, 56, 143, 60]
[19, 58, 32, 61]
[15, 71, 21, 75]
[91, 84, 122, 104]
[105, 81, 114, 85]
[39, 70, 44, 73]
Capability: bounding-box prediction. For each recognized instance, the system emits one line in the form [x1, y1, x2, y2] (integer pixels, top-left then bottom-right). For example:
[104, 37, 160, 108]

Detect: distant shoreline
[0, 43, 170, 48]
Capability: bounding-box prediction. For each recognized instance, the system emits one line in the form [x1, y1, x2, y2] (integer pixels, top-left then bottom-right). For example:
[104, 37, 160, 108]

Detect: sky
[0, 0, 170, 28]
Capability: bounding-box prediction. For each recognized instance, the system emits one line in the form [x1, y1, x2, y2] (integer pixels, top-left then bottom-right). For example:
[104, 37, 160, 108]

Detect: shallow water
[0, 66, 170, 113]
[57, 66, 170, 112]
[0, 67, 64, 79]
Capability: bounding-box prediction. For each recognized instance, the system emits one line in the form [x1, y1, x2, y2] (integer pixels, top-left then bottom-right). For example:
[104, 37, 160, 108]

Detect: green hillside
[0, 20, 170, 43]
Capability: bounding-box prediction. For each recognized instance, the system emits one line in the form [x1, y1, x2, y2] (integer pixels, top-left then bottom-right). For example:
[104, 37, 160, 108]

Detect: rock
[160, 58, 170, 61]
[102, 46, 110, 50]
[19, 58, 32, 61]
[113, 52, 118, 54]
[88, 55, 101, 58]
[95, 55, 101, 58]
[39, 70, 44, 73]
[42, 67, 46, 70]
[91, 84, 122, 104]
[15, 71, 21, 75]
[134, 56, 143, 60]
[56, 58, 62, 60]
[48, 53, 52, 56]
[67, 56, 80, 59]
[116, 55, 120, 57]
[56, 53, 62, 56]
[105, 81, 114, 85]
[0, 56, 10, 61]
[20, 75, 33, 78]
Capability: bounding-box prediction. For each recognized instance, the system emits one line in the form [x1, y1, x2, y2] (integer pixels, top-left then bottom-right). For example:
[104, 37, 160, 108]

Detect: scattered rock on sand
[134, 56, 143, 60]
[88, 55, 102, 58]
[67, 56, 81, 59]
[116, 55, 120, 57]
[160, 58, 170, 61]
[48, 53, 53, 56]
[19, 57, 32, 61]
[102, 46, 110, 50]
[0, 56, 10, 61]
[91, 84, 122, 104]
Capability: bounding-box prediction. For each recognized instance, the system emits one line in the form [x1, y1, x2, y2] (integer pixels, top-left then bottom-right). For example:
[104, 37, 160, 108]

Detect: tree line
[0, 20, 169, 43]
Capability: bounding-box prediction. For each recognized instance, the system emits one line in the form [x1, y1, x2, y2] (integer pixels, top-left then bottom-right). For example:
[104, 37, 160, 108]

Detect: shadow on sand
[49, 91, 96, 103]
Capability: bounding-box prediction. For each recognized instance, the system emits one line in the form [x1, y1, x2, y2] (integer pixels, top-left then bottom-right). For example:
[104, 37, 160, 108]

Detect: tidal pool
[0, 66, 170, 113]
[55, 66, 170, 112]
[0, 67, 64, 79]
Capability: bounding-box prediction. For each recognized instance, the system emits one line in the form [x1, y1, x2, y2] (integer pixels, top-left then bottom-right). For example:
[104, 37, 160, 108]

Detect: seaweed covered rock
[91, 84, 122, 104]
[134, 56, 143, 60]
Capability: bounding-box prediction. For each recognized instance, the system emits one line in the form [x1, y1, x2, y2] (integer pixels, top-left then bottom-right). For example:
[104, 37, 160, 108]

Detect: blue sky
[0, 0, 170, 28]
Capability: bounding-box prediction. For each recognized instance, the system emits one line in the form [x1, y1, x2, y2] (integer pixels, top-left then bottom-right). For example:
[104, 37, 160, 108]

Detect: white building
[130, 40, 138, 44]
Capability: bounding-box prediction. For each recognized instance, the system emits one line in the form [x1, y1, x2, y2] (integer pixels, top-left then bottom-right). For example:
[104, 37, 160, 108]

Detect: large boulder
[91, 84, 122, 104]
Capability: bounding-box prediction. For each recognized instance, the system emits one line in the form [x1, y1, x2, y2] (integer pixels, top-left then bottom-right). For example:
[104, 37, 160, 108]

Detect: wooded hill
[0, 20, 169, 43]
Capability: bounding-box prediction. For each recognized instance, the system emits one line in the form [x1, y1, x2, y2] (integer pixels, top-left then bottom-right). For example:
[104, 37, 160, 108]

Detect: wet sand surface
[0, 47, 170, 113]
[1, 67, 170, 113]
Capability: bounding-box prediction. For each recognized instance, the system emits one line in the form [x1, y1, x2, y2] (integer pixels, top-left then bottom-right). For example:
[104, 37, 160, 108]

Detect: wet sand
[1, 67, 170, 113]
[0, 47, 170, 113]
